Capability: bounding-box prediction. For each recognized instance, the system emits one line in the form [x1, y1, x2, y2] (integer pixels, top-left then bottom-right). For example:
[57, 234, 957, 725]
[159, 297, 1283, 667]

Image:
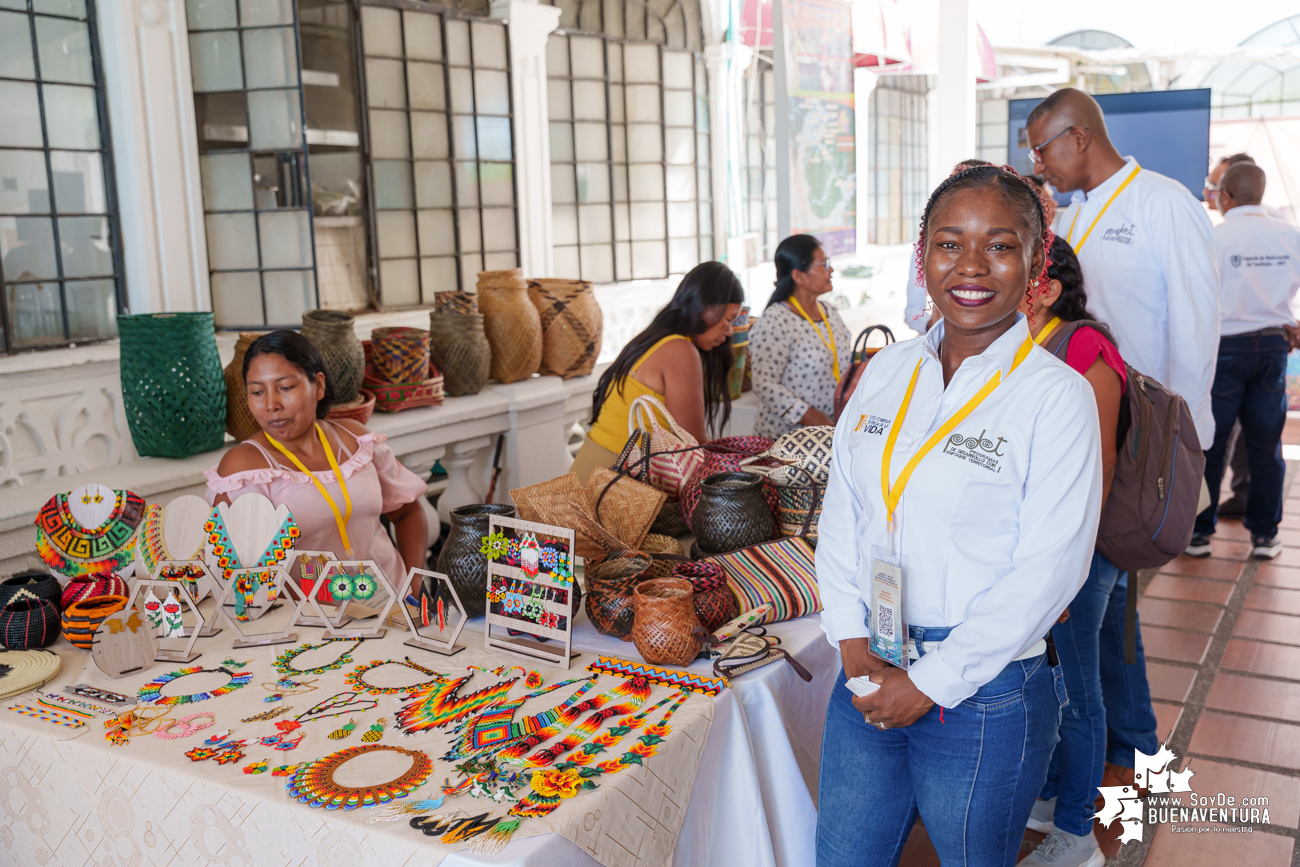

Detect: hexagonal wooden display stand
[308, 559, 396, 640]
[216, 565, 309, 648]
[124, 578, 210, 662]
[148, 560, 222, 636]
[283, 549, 355, 630]
[398, 568, 467, 656]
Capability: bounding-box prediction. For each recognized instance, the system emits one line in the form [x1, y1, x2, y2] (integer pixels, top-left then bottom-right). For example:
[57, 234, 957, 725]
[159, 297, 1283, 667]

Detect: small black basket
[0, 592, 61, 649]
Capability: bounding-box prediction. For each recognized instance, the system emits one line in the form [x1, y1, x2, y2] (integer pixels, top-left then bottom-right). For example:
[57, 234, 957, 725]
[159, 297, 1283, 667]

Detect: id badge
[869, 545, 909, 669]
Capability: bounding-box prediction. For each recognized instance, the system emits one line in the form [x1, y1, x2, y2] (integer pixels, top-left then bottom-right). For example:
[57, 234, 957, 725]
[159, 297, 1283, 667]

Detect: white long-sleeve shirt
[817, 315, 1102, 708]
[1214, 205, 1300, 336]
[1067, 156, 1220, 447]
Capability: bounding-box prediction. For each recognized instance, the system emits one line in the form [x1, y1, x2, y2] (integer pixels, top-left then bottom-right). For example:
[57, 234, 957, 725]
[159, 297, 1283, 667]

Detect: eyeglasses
[805, 261, 832, 273]
[1203, 176, 1219, 193]
[1029, 126, 1071, 162]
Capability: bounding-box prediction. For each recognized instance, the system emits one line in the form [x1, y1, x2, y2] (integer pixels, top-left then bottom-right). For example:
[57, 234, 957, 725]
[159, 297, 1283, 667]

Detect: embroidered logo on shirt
[852, 414, 892, 435]
[943, 429, 1006, 473]
[1230, 254, 1290, 269]
[1102, 223, 1136, 245]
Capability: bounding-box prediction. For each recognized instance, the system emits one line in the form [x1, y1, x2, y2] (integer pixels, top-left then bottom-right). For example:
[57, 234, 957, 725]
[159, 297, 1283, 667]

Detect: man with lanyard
[1189, 162, 1300, 560]
[1025, 88, 1219, 795]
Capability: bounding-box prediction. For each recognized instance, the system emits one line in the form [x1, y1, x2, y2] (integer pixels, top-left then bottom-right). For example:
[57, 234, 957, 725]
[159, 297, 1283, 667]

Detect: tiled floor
[898, 417, 1300, 866]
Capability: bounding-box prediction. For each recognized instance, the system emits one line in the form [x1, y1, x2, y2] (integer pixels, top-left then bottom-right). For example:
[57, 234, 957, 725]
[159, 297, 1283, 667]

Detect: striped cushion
[709, 537, 820, 625]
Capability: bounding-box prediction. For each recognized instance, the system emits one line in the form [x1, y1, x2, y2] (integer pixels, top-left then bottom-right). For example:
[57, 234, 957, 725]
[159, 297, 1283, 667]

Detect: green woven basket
[118, 312, 227, 458]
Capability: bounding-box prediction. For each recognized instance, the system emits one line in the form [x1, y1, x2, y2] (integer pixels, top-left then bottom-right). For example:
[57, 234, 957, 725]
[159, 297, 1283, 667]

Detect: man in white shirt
[1188, 162, 1300, 560]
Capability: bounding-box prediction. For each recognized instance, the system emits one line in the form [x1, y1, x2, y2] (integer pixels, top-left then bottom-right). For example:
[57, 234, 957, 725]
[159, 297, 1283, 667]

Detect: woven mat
[0, 648, 60, 701]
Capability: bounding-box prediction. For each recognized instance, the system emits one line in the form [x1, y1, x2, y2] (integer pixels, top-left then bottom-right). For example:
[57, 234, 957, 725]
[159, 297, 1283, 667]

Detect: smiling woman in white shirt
[815, 166, 1103, 867]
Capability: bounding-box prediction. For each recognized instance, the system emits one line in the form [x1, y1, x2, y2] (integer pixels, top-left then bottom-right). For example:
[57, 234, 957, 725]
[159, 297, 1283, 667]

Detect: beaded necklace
[204, 508, 299, 582]
[273, 639, 363, 676]
[35, 490, 146, 579]
[345, 657, 444, 696]
[137, 662, 253, 706]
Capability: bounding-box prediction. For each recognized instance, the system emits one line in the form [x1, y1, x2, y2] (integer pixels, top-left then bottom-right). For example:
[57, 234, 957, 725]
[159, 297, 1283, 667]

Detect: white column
[492, 0, 562, 278]
[98, 0, 210, 314]
[704, 43, 727, 254]
[930, 0, 975, 190]
[439, 437, 493, 513]
[854, 68, 878, 254]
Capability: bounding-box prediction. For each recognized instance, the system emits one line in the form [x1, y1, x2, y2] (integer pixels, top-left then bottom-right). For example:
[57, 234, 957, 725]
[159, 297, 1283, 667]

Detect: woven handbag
[631, 577, 705, 666]
[740, 425, 835, 488]
[0, 590, 60, 649]
[833, 325, 895, 421]
[620, 394, 706, 500]
[510, 474, 622, 561]
[584, 466, 666, 551]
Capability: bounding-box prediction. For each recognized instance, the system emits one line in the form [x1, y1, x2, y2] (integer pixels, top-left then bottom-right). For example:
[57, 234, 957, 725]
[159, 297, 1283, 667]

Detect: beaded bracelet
[155, 713, 215, 739]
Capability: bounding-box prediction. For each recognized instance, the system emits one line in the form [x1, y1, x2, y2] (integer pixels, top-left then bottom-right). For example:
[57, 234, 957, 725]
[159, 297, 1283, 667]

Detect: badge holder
[398, 568, 467, 656]
[869, 545, 909, 669]
[150, 560, 222, 636]
[284, 550, 354, 629]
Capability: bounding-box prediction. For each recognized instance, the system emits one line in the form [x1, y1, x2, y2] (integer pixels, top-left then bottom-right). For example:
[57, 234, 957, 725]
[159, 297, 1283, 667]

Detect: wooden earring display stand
[125, 578, 211, 662]
[311, 560, 397, 640]
[483, 516, 578, 669]
[91, 609, 159, 678]
[149, 561, 222, 637]
[217, 565, 310, 648]
[284, 550, 354, 630]
[399, 568, 467, 656]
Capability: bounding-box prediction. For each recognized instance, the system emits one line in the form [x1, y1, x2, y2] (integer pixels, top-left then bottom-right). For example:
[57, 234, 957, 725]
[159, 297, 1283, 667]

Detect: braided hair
[914, 165, 1055, 319]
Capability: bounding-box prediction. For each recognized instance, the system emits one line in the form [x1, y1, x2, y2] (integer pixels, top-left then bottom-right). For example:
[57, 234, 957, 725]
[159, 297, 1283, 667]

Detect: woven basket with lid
[478, 269, 542, 383]
[526, 278, 603, 379]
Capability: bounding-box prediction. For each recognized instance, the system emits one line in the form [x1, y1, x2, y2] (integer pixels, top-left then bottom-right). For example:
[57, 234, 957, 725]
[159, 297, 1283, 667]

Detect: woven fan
[584, 467, 666, 551]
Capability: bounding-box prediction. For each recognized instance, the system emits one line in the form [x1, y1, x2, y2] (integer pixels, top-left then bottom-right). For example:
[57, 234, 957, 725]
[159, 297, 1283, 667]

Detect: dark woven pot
[437, 504, 516, 618]
[61, 574, 129, 610]
[429, 308, 492, 396]
[0, 594, 61, 648]
[680, 437, 778, 533]
[303, 309, 365, 403]
[669, 560, 736, 632]
[691, 472, 774, 555]
[118, 312, 226, 458]
[584, 552, 652, 640]
[650, 499, 690, 539]
[61, 594, 127, 650]
[0, 572, 62, 609]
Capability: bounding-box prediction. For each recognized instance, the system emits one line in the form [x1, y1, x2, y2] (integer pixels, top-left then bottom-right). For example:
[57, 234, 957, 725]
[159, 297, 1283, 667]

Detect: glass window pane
[629, 202, 664, 240]
[470, 22, 506, 70]
[44, 84, 100, 150]
[576, 164, 609, 203]
[410, 111, 448, 159]
[186, 0, 236, 30]
[248, 88, 301, 150]
[553, 244, 579, 279]
[666, 165, 695, 201]
[570, 36, 603, 78]
[36, 17, 93, 84]
[631, 240, 665, 279]
[626, 124, 660, 162]
[404, 10, 442, 61]
[380, 257, 419, 305]
[698, 166, 711, 202]
[479, 162, 513, 206]
[669, 237, 698, 273]
[444, 18, 469, 67]
[51, 150, 107, 213]
[625, 84, 660, 123]
[613, 165, 627, 203]
[420, 256, 455, 302]
[614, 239, 629, 280]
[663, 51, 692, 89]
[664, 91, 693, 126]
[448, 67, 473, 115]
[458, 207, 480, 252]
[373, 159, 413, 208]
[243, 27, 299, 90]
[417, 208, 455, 256]
[366, 58, 406, 109]
[484, 251, 516, 271]
[458, 253, 481, 292]
[58, 214, 112, 276]
[579, 244, 613, 284]
[263, 269, 314, 324]
[454, 161, 477, 206]
[573, 122, 606, 162]
[606, 41, 622, 82]
[66, 278, 116, 339]
[0, 11, 36, 80]
[407, 61, 445, 111]
[577, 203, 610, 244]
[195, 91, 247, 151]
[376, 209, 416, 258]
[240, 0, 292, 27]
[0, 215, 57, 279]
[0, 82, 43, 147]
[549, 122, 573, 163]
[189, 31, 243, 92]
[665, 127, 694, 164]
[623, 44, 658, 83]
[368, 109, 409, 159]
[552, 204, 577, 246]
[361, 6, 403, 57]
[667, 201, 696, 237]
[696, 132, 710, 167]
[205, 212, 258, 269]
[451, 115, 476, 160]
[629, 164, 663, 201]
[6, 282, 63, 347]
[414, 160, 452, 208]
[474, 70, 510, 116]
[33, 0, 85, 16]
[551, 164, 575, 204]
[210, 271, 264, 327]
[0, 151, 50, 214]
[572, 81, 606, 121]
[476, 117, 511, 162]
[546, 36, 568, 78]
[609, 84, 624, 122]
[481, 207, 514, 251]
[548, 80, 571, 121]
[608, 124, 626, 162]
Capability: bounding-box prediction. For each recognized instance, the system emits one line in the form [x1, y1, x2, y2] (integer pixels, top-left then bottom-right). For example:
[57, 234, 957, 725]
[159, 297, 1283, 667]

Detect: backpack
[1043, 320, 1205, 572]
[832, 325, 895, 421]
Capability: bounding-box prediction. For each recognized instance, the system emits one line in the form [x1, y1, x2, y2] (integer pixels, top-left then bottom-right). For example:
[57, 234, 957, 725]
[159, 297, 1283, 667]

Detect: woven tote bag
[118, 312, 226, 458]
[620, 394, 705, 500]
[510, 474, 622, 561]
[584, 466, 666, 551]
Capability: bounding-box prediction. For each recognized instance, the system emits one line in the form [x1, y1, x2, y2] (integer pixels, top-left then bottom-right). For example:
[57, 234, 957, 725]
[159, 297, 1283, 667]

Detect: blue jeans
[1041, 551, 1120, 836]
[817, 626, 1066, 867]
[1195, 332, 1289, 539]
[1099, 569, 1159, 767]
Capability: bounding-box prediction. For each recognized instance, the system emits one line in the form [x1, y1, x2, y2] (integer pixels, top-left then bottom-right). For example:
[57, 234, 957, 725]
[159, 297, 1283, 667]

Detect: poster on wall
[777, 0, 856, 255]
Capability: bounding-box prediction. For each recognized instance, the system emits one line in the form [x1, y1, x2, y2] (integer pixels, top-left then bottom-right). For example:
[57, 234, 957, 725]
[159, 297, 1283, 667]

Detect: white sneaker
[1026, 797, 1056, 833]
[1018, 829, 1105, 867]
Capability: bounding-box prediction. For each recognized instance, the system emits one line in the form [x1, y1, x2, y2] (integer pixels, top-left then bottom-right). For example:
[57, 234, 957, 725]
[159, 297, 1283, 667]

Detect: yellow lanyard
[266, 424, 354, 557]
[881, 334, 1035, 535]
[789, 297, 841, 382]
[1067, 163, 1141, 253]
[1033, 316, 1062, 346]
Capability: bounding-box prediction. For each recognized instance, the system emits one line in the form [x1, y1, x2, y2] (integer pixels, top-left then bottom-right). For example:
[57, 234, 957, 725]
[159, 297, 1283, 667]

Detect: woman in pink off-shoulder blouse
[204, 331, 428, 593]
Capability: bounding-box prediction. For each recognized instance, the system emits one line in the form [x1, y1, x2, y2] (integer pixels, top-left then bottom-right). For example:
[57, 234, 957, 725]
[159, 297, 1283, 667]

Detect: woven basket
[0, 592, 60, 649]
[632, 576, 702, 666]
[478, 269, 542, 383]
[371, 326, 432, 385]
[118, 312, 227, 459]
[727, 322, 751, 400]
[692, 472, 775, 556]
[778, 485, 824, 539]
[61, 574, 129, 610]
[61, 594, 128, 650]
[680, 436, 777, 531]
[584, 552, 652, 640]
[303, 309, 366, 404]
[438, 504, 516, 618]
[363, 370, 445, 412]
[428, 307, 491, 396]
[326, 388, 376, 424]
[527, 278, 603, 379]
[641, 534, 684, 579]
[669, 560, 736, 632]
[435, 291, 478, 315]
[223, 331, 264, 442]
[511, 474, 622, 562]
[584, 467, 666, 552]
[0, 572, 62, 609]
[651, 500, 690, 539]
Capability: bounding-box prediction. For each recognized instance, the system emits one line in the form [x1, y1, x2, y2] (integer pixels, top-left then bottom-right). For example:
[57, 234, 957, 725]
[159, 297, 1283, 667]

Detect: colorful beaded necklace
[137, 661, 253, 706]
[286, 744, 433, 810]
[35, 490, 145, 579]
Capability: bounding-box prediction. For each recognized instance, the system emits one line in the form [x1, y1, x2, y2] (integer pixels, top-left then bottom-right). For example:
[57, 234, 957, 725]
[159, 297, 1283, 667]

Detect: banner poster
[780, 0, 856, 255]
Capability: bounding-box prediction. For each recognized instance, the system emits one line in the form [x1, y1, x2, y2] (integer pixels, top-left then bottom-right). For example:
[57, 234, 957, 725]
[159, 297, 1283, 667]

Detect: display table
[0, 612, 834, 867]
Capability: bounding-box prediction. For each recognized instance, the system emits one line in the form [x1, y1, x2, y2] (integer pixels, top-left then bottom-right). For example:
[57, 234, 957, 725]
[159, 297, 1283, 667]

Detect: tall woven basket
[223, 331, 263, 442]
[118, 312, 227, 458]
[371, 327, 431, 384]
[302, 309, 365, 403]
[526, 278, 603, 379]
[631, 576, 702, 666]
[429, 305, 491, 396]
[478, 269, 542, 383]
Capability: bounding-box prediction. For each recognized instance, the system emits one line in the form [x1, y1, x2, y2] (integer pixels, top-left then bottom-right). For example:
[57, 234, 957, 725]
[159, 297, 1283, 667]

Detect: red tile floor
[898, 417, 1300, 865]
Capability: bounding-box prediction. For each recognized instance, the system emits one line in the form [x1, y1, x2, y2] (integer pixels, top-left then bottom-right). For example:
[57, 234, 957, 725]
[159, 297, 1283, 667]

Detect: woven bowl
[0, 595, 61, 649]
[0, 572, 62, 609]
[584, 552, 652, 640]
[61, 574, 129, 610]
[61, 594, 128, 650]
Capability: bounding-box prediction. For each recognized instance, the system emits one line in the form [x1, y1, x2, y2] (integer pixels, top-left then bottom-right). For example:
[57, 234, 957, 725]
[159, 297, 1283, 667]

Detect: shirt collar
[922, 314, 1031, 380]
[1225, 204, 1269, 220]
[1085, 155, 1140, 202]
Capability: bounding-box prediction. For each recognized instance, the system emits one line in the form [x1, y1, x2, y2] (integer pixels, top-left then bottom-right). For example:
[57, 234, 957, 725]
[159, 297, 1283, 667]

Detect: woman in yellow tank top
[570, 262, 744, 482]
